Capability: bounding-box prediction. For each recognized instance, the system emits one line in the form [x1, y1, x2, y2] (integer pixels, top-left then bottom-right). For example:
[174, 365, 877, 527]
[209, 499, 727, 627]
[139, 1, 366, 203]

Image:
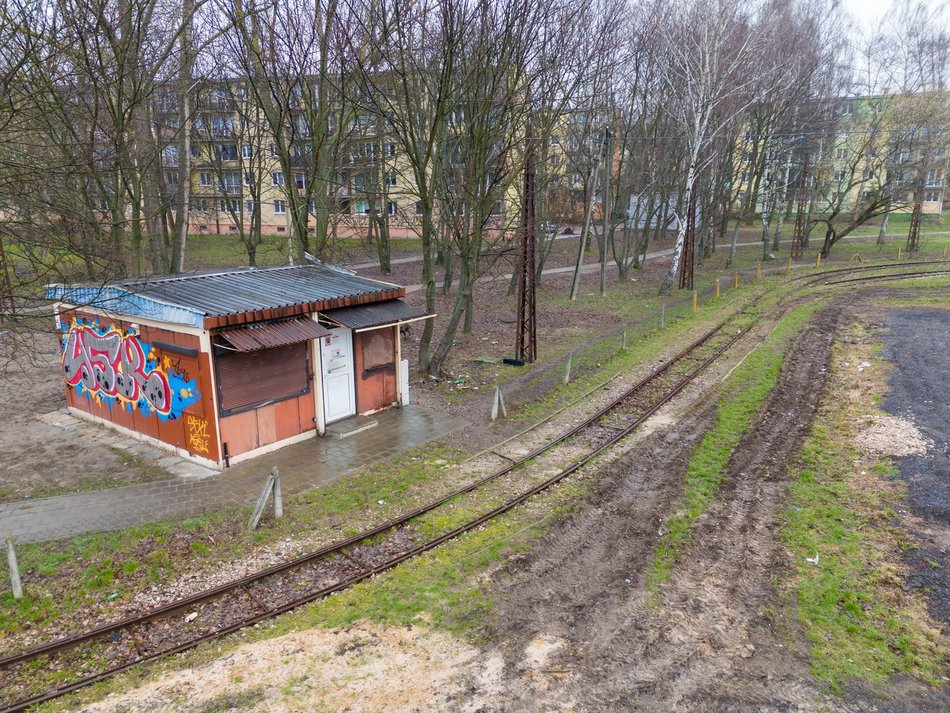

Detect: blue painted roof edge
[46, 284, 205, 328]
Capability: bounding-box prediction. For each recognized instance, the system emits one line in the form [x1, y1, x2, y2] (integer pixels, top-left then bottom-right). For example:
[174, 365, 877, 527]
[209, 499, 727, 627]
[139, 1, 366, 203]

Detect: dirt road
[450, 306, 947, 712]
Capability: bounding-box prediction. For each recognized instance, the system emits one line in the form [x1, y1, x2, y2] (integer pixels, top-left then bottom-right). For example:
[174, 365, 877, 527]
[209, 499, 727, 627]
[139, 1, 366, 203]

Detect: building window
[385, 170, 397, 187]
[274, 199, 286, 214]
[835, 148, 847, 159]
[834, 170, 847, 183]
[387, 201, 397, 216]
[215, 144, 238, 161]
[361, 329, 394, 372]
[925, 190, 941, 202]
[199, 172, 212, 187]
[272, 172, 284, 186]
[354, 200, 371, 215]
[245, 200, 257, 215]
[218, 172, 240, 192]
[384, 143, 395, 158]
[295, 173, 306, 190]
[415, 201, 423, 216]
[269, 143, 278, 158]
[353, 174, 367, 192]
[489, 198, 504, 216]
[241, 144, 253, 159]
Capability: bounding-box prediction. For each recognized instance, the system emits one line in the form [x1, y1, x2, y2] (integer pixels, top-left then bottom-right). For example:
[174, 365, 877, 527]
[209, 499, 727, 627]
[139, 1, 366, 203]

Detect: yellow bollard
[733, 272, 739, 289]
[715, 278, 721, 299]
[785, 256, 792, 275]
[897, 246, 901, 260]
[691, 290, 698, 313]
[755, 262, 762, 281]
[815, 253, 821, 268]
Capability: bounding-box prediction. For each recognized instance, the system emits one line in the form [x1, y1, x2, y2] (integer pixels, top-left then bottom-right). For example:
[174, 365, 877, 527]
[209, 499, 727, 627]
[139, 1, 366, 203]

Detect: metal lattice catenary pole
[515, 111, 537, 363]
[791, 149, 810, 259]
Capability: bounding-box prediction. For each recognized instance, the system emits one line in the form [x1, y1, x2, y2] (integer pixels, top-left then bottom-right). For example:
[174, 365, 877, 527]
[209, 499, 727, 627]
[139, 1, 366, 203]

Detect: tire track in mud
[454, 309, 839, 712]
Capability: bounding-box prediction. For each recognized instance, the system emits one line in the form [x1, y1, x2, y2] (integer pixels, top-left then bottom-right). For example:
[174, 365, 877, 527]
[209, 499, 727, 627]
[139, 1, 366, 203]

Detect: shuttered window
[362, 328, 395, 372]
[215, 342, 309, 415]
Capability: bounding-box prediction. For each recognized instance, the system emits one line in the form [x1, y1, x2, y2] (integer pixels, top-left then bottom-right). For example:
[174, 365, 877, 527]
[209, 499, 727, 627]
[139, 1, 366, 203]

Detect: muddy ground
[448, 303, 948, 712]
[441, 309, 836, 712]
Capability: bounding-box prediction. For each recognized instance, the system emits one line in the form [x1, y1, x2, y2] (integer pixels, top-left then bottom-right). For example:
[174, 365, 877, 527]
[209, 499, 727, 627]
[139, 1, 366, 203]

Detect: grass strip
[781, 327, 948, 692]
[647, 299, 824, 591]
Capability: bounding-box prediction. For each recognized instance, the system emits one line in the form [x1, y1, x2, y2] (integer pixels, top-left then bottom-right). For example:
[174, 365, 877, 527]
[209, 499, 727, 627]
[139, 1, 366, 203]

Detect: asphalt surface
[882, 308, 950, 623]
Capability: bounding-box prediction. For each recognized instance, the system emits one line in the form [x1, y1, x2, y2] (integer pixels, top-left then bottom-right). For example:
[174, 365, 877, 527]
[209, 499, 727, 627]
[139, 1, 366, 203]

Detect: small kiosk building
[47, 265, 431, 468]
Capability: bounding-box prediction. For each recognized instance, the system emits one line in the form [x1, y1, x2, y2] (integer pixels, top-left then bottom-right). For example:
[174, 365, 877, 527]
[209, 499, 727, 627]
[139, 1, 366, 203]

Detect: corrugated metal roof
[322, 300, 432, 331]
[119, 265, 399, 317]
[218, 317, 332, 352]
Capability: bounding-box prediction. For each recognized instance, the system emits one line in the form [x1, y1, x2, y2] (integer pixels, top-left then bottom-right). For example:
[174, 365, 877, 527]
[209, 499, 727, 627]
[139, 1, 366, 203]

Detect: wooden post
[563, 353, 572, 384]
[785, 257, 792, 275]
[943, 245, 948, 258]
[6, 535, 23, 600]
[621, 328, 627, 351]
[691, 290, 698, 313]
[897, 246, 902, 260]
[272, 467, 282, 520]
[733, 272, 739, 289]
[755, 262, 762, 281]
[815, 252, 821, 268]
[661, 303, 666, 328]
[715, 278, 721, 299]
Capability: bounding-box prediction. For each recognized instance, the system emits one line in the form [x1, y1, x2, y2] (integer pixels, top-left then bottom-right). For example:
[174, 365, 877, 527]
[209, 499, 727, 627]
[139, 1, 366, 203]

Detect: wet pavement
[882, 308, 950, 622]
[0, 405, 466, 544]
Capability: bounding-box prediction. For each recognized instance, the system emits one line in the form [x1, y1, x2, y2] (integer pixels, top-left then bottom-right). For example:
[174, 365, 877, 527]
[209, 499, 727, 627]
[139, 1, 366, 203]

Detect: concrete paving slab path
[0, 405, 466, 544]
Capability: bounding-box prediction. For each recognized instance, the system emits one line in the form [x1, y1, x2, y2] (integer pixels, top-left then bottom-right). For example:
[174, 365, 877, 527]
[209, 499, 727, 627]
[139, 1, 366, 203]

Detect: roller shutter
[215, 342, 309, 415]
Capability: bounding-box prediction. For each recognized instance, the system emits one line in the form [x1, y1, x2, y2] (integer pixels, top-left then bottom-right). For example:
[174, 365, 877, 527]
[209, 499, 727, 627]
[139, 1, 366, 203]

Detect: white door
[321, 327, 356, 423]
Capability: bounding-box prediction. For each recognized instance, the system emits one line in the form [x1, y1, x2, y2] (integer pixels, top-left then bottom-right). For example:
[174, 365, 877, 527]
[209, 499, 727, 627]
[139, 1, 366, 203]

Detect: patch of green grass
[647, 299, 825, 591]
[781, 335, 948, 692]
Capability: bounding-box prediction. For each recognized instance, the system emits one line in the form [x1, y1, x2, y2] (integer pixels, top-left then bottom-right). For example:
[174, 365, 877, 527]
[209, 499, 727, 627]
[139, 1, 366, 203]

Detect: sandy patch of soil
[80, 621, 476, 713]
[856, 414, 931, 457]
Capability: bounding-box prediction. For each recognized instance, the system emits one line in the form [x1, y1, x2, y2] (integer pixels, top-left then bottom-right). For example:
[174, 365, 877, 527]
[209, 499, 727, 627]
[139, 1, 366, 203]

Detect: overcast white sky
[842, 0, 949, 36]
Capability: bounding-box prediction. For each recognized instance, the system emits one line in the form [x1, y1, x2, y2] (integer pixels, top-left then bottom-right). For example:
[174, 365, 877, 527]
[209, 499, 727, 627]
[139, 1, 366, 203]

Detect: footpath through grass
[647, 299, 825, 591]
[781, 322, 948, 692]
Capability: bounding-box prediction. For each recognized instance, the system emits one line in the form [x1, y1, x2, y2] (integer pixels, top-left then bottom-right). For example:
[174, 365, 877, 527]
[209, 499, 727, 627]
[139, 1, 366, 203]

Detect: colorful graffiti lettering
[186, 414, 211, 455]
[60, 318, 200, 421]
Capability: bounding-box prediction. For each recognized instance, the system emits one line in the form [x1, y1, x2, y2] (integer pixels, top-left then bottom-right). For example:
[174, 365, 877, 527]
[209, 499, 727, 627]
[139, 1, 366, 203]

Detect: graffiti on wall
[186, 415, 211, 455]
[60, 318, 200, 420]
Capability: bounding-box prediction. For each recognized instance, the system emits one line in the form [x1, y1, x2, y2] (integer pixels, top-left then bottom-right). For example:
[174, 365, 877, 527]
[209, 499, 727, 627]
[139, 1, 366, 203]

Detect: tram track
[2, 260, 947, 711]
